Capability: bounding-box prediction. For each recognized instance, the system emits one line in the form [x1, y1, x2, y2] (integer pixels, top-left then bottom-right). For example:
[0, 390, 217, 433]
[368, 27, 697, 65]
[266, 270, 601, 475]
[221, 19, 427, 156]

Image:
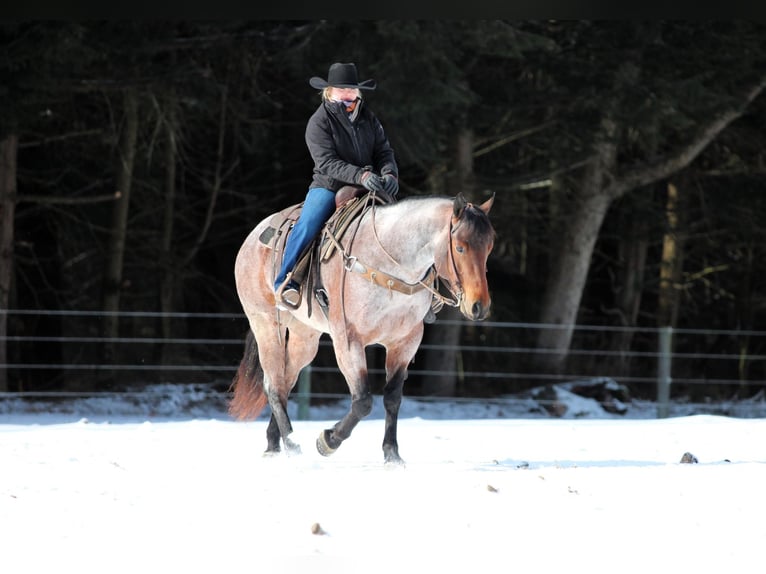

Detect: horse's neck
[356, 199, 450, 282]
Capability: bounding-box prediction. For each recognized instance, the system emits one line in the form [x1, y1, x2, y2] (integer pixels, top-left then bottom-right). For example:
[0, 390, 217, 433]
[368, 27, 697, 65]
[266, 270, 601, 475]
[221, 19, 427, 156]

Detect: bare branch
[474, 121, 555, 159]
[13, 191, 121, 205]
[18, 129, 104, 149]
[609, 75, 766, 198]
[180, 84, 228, 269]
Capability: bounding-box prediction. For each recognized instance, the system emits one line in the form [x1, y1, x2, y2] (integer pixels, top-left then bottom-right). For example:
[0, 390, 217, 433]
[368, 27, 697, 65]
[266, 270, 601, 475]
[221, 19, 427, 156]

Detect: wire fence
[2, 309, 766, 416]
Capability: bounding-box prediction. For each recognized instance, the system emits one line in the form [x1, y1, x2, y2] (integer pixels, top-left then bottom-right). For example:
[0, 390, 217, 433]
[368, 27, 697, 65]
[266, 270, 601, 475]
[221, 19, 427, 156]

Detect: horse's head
[442, 193, 496, 321]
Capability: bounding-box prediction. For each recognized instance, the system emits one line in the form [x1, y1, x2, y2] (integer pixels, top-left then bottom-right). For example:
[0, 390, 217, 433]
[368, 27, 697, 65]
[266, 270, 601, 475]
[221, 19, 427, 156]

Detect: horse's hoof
[383, 446, 405, 467]
[384, 454, 406, 467]
[284, 439, 302, 457]
[262, 449, 280, 458]
[316, 429, 338, 457]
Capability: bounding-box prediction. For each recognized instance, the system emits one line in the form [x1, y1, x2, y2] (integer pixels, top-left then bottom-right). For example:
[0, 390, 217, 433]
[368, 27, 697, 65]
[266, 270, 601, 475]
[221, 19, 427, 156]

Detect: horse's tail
[228, 330, 268, 421]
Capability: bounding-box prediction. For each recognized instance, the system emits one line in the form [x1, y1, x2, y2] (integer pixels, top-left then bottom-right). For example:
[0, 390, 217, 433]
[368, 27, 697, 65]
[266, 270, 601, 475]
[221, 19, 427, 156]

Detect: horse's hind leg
[255, 319, 321, 456]
[265, 414, 281, 454]
[265, 384, 300, 455]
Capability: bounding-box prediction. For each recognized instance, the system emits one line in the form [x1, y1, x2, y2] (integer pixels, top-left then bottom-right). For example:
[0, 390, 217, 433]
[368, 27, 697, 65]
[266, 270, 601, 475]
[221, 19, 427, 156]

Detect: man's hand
[381, 174, 399, 196]
[359, 171, 384, 193]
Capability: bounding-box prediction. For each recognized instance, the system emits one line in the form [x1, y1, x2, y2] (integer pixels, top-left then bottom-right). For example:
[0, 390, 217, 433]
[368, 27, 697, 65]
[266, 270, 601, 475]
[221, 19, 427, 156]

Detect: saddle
[259, 186, 393, 315]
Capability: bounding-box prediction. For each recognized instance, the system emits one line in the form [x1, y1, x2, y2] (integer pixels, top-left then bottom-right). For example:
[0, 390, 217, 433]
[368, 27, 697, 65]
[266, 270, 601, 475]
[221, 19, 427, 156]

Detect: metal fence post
[657, 326, 673, 418]
[296, 365, 312, 420]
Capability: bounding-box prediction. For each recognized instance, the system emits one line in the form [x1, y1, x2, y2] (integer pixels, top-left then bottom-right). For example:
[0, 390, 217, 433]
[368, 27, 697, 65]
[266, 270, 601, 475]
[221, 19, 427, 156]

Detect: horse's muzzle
[463, 299, 490, 321]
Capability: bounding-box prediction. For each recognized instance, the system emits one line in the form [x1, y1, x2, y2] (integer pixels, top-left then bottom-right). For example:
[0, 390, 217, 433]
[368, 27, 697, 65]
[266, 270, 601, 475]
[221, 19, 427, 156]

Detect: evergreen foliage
[3, 20, 766, 396]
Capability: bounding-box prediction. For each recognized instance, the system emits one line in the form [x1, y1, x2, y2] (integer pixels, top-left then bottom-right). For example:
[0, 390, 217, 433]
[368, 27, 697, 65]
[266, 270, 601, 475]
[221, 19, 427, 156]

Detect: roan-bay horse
[229, 191, 496, 464]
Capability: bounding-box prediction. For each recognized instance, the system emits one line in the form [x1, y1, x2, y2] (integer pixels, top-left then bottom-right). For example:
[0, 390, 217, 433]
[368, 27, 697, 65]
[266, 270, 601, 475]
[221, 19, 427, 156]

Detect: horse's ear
[477, 192, 495, 215]
[453, 193, 467, 217]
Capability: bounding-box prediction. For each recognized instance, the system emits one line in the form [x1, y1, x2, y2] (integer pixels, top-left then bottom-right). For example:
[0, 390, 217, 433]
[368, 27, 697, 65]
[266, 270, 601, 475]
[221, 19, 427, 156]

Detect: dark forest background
[2, 21, 766, 400]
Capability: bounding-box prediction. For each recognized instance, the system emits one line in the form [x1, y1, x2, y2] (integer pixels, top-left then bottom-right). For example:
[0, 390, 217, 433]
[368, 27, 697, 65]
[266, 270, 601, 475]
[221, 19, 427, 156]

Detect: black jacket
[305, 99, 398, 192]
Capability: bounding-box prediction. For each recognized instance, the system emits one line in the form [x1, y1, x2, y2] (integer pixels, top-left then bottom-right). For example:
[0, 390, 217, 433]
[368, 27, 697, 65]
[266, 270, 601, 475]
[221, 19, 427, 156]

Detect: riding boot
[274, 187, 336, 291]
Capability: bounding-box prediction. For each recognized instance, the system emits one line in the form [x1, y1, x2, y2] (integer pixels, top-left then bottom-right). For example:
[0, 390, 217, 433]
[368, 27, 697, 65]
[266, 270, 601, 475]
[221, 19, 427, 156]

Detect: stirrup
[275, 276, 301, 310]
[281, 285, 301, 309]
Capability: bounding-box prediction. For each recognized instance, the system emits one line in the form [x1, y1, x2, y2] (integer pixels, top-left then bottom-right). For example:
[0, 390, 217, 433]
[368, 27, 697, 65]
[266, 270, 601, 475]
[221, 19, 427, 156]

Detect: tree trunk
[536, 127, 617, 373]
[657, 182, 684, 327]
[422, 128, 474, 396]
[159, 90, 178, 365]
[0, 134, 17, 393]
[610, 211, 649, 374]
[178, 85, 228, 270]
[102, 89, 138, 365]
[736, 243, 754, 396]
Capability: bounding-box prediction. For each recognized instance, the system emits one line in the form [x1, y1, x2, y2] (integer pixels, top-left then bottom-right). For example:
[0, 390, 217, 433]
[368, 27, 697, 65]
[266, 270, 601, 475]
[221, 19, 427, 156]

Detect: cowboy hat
[309, 62, 377, 91]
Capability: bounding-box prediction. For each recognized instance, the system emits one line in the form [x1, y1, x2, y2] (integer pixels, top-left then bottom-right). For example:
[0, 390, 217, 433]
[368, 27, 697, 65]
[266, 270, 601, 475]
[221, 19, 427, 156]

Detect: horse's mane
[388, 195, 496, 242]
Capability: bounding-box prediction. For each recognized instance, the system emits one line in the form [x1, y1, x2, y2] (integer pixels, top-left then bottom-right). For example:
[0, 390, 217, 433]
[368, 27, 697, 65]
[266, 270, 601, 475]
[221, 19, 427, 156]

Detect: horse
[229, 191, 496, 464]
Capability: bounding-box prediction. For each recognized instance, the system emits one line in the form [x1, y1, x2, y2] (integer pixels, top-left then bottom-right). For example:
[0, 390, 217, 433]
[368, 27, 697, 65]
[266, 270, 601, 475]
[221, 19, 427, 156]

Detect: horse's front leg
[316, 388, 372, 456]
[382, 366, 406, 465]
[317, 342, 372, 456]
[381, 323, 424, 465]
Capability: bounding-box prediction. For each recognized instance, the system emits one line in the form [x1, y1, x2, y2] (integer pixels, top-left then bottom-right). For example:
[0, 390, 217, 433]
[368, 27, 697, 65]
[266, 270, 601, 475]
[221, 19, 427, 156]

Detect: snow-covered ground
[2, 380, 766, 423]
[1, 384, 765, 573]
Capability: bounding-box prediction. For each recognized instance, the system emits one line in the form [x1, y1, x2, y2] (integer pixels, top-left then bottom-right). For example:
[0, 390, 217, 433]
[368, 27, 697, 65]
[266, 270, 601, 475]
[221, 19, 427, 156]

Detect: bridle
[431, 201, 493, 311]
[436, 216, 467, 309]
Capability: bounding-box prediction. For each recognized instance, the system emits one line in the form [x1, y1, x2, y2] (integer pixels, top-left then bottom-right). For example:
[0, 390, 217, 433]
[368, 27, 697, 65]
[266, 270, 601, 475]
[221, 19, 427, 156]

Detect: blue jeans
[274, 187, 337, 289]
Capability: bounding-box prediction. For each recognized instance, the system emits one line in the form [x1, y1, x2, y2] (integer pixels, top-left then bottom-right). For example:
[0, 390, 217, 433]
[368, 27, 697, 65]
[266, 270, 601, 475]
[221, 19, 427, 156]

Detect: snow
[2, 385, 765, 573]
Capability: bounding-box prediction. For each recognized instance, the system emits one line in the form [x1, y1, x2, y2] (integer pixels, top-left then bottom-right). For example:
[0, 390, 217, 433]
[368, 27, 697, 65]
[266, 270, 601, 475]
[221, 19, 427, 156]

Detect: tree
[0, 22, 98, 391]
[102, 88, 138, 366]
[0, 135, 16, 392]
[530, 22, 766, 372]
[6, 20, 766, 400]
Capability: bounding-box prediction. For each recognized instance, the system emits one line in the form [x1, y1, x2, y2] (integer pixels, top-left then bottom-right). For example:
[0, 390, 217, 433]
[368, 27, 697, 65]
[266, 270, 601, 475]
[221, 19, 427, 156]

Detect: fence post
[296, 365, 312, 420]
[657, 326, 673, 418]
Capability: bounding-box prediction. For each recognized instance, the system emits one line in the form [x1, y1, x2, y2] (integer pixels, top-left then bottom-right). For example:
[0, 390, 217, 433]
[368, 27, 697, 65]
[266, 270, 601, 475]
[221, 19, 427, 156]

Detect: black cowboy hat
[309, 62, 377, 91]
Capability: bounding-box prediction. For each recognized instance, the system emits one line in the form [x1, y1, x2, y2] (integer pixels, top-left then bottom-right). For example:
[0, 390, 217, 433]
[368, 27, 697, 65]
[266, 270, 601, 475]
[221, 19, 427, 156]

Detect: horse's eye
[455, 245, 465, 254]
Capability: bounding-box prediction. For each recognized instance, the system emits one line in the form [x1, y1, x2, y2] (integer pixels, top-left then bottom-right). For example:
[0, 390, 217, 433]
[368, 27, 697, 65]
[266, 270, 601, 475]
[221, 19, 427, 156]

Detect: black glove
[359, 171, 384, 193]
[381, 174, 399, 196]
